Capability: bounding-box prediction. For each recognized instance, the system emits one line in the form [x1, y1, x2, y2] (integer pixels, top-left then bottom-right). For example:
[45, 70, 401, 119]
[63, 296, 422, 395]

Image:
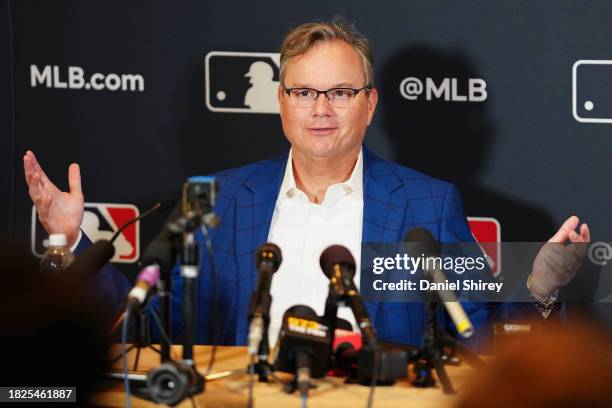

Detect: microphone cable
[121, 308, 132, 408]
[247, 354, 255, 408]
[147, 302, 173, 350]
[111, 202, 162, 243]
[366, 347, 380, 408]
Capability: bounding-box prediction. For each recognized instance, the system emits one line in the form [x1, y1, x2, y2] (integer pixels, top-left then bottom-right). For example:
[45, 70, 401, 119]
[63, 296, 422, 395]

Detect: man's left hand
[529, 215, 590, 301]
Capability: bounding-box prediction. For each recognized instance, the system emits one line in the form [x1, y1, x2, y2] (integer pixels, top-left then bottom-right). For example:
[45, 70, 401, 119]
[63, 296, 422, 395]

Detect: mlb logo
[31, 202, 140, 263]
[205, 51, 280, 114]
[572, 60, 612, 123]
[467, 217, 501, 277]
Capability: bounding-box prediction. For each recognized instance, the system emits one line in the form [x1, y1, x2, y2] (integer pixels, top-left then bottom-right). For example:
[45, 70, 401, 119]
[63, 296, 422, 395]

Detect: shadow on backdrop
[379, 46, 608, 330]
[380, 46, 556, 242]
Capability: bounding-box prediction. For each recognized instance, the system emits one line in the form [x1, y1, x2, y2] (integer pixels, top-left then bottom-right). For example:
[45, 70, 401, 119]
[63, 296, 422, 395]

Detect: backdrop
[1, 0, 611, 321]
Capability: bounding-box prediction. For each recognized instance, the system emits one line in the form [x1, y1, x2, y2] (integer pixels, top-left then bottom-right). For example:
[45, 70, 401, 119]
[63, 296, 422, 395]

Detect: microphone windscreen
[404, 227, 441, 257]
[139, 201, 182, 270]
[319, 245, 356, 279]
[66, 240, 115, 281]
[282, 305, 318, 321]
[256, 242, 282, 271]
[141, 238, 175, 272]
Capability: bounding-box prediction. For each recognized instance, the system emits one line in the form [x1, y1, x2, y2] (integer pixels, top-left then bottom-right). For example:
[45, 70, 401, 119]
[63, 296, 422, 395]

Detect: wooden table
[90, 345, 477, 408]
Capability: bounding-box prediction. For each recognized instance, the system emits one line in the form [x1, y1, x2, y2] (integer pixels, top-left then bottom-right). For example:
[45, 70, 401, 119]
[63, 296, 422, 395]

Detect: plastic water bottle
[40, 233, 75, 275]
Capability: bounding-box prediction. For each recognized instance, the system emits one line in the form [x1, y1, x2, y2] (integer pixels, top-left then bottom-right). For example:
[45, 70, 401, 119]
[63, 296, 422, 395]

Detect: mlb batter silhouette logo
[31, 202, 140, 263]
[205, 51, 280, 114]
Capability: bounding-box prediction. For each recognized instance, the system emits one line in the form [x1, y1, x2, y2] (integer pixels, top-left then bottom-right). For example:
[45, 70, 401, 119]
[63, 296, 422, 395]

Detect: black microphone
[404, 227, 474, 338]
[138, 202, 182, 271]
[126, 264, 161, 311]
[63, 239, 115, 284]
[273, 305, 332, 398]
[320, 245, 379, 348]
[333, 341, 408, 385]
[247, 243, 282, 356]
[125, 203, 182, 310]
[63, 202, 164, 283]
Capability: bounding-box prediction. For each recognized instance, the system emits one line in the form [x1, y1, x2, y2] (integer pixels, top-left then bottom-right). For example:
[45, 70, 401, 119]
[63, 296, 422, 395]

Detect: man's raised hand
[23, 150, 84, 247]
[530, 215, 590, 300]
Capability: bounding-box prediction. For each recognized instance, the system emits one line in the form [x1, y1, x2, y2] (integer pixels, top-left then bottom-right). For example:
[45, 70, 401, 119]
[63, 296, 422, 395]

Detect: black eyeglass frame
[282, 85, 372, 105]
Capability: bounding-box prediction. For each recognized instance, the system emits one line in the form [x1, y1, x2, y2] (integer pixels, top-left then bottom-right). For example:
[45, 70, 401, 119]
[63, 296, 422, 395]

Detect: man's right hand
[23, 150, 84, 247]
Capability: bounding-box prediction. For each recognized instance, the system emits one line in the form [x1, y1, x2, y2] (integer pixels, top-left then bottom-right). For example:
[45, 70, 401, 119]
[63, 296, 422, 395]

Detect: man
[23, 21, 590, 350]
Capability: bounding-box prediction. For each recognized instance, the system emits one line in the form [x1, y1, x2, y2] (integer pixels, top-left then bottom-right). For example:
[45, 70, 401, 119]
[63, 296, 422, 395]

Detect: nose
[311, 92, 334, 116]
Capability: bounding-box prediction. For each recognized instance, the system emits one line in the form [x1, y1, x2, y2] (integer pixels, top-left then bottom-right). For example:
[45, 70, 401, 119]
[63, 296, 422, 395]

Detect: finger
[28, 171, 44, 203]
[548, 215, 580, 243]
[27, 150, 54, 185]
[23, 153, 36, 184]
[38, 194, 53, 218]
[569, 230, 583, 242]
[580, 223, 590, 242]
[68, 163, 82, 196]
[26, 150, 43, 175]
[567, 225, 590, 264]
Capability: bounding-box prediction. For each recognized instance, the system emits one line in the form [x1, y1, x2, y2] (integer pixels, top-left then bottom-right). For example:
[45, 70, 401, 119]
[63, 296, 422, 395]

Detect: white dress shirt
[267, 148, 364, 346]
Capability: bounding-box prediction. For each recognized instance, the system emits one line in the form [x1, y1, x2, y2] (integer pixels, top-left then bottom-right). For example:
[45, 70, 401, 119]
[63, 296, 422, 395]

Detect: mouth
[307, 127, 338, 136]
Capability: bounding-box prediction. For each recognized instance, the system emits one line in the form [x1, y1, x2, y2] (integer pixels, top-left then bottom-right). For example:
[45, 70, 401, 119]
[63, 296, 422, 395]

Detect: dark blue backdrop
[1, 0, 611, 323]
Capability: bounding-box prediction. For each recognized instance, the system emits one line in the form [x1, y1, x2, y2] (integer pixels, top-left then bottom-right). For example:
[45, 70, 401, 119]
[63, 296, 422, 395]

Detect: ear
[366, 88, 378, 126]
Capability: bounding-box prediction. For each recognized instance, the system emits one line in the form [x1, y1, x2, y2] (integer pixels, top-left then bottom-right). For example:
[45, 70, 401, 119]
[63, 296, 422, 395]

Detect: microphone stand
[107, 308, 160, 372]
[157, 270, 172, 362]
[323, 286, 339, 347]
[408, 288, 467, 394]
[177, 224, 205, 396]
[247, 297, 274, 382]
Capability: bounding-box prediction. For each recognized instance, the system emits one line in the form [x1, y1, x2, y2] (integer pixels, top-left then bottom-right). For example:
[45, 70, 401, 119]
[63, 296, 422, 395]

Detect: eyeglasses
[283, 86, 371, 108]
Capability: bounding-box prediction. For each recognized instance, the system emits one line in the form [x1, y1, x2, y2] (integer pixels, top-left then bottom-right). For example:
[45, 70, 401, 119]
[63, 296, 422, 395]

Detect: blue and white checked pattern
[90, 145, 532, 352]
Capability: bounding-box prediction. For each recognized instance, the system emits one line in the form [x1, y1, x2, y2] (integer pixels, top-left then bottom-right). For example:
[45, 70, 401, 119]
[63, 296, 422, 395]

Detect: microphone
[333, 341, 408, 384]
[168, 177, 220, 234]
[404, 228, 474, 338]
[62, 202, 164, 283]
[63, 239, 116, 284]
[138, 208, 180, 272]
[273, 305, 332, 398]
[319, 245, 379, 348]
[126, 264, 161, 311]
[124, 202, 182, 310]
[247, 243, 282, 356]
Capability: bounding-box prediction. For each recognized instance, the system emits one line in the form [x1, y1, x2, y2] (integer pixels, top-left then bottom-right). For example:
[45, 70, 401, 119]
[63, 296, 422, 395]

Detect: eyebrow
[288, 82, 358, 89]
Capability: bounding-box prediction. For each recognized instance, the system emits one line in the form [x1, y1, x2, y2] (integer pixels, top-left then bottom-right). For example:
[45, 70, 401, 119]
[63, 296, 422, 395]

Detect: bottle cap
[49, 233, 68, 247]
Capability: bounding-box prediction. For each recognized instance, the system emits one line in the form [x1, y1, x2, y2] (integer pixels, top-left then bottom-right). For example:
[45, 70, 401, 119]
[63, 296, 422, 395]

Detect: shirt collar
[278, 147, 364, 204]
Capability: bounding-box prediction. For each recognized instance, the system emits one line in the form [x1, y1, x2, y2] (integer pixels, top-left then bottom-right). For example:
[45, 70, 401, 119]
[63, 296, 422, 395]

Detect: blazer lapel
[234, 152, 288, 341]
[362, 146, 406, 322]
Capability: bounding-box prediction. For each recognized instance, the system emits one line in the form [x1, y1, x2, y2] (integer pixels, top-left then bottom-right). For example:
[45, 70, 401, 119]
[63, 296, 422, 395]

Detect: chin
[306, 143, 338, 158]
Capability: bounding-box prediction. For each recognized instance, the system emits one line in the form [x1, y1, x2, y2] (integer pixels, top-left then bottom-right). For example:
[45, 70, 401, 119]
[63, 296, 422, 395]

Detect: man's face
[278, 40, 378, 160]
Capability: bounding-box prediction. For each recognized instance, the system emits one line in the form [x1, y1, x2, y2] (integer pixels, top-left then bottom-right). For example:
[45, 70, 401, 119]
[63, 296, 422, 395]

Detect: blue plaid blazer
[157, 145, 507, 351]
[90, 145, 531, 351]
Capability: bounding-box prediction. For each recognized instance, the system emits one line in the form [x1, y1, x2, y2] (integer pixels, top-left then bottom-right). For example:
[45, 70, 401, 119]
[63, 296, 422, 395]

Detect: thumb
[548, 215, 580, 243]
[68, 163, 82, 195]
